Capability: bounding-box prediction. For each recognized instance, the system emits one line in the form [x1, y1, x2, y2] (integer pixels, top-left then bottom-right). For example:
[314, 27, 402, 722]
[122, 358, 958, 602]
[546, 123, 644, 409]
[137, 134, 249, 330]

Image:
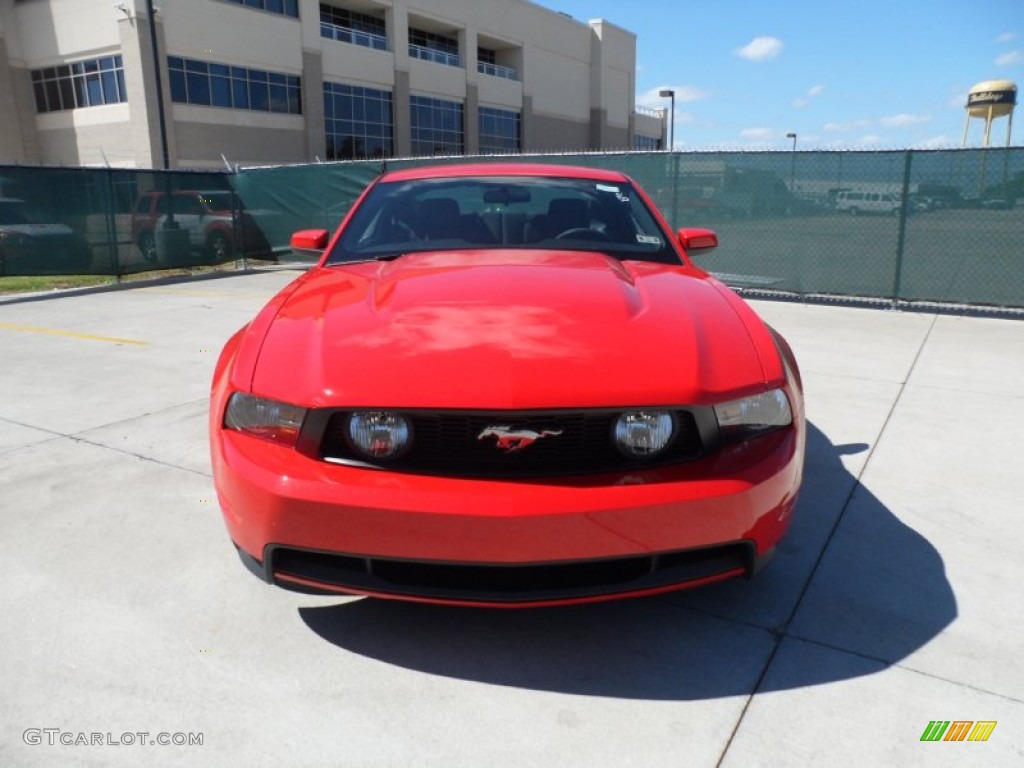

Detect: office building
[0, 0, 666, 168]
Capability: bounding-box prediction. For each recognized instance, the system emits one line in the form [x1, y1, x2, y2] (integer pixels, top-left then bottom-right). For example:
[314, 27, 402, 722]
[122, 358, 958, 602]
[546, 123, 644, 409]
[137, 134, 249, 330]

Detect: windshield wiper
[328, 252, 406, 265]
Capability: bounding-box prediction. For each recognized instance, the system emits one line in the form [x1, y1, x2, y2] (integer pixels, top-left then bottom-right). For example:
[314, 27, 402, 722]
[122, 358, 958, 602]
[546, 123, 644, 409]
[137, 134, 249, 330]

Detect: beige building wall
[0, 22, 32, 163]
[10, 0, 120, 61]
[0, 0, 651, 167]
[634, 109, 666, 147]
[3, 0, 134, 165]
[589, 20, 634, 149]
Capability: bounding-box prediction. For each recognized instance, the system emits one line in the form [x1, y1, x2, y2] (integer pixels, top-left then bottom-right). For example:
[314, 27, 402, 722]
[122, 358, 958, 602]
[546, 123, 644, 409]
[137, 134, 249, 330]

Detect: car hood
[250, 250, 775, 409]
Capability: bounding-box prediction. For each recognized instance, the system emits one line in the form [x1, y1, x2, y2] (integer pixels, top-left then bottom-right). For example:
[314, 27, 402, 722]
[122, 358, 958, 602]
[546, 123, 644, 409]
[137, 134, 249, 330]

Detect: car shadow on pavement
[298, 422, 957, 700]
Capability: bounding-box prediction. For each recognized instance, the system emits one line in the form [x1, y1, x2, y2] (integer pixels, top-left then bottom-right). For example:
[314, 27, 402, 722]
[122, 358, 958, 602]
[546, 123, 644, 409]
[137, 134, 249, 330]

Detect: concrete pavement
[1, 272, 1021, 767]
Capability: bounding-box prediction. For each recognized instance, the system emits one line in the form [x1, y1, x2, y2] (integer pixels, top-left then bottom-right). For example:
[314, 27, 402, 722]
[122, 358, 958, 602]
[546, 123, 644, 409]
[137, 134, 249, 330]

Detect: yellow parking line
[0, 323, 148, 346]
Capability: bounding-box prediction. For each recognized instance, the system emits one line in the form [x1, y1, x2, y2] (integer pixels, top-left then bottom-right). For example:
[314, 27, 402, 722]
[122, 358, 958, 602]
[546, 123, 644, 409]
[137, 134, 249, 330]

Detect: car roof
[379, 163, 632, 183]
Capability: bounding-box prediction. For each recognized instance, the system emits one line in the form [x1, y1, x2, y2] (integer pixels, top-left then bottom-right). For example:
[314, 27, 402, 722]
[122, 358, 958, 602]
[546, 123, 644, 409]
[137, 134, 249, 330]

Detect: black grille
[270, 543, 753, 603]
[318, 409, 705, 477]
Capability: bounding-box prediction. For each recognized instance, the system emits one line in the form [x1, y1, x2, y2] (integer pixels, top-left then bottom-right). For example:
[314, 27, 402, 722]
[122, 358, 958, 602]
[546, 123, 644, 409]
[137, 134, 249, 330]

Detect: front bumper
[212, 424, 803, 606]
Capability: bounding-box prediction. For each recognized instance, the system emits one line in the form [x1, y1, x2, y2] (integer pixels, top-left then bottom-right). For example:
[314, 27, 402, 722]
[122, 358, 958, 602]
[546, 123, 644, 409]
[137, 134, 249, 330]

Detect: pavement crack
[783, 631, 1024, 705]
[716, 312, 942, 767]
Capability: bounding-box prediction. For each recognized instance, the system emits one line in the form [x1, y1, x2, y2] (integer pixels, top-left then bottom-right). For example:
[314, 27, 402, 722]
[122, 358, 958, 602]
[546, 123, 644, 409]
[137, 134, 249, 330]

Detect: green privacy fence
[377, 149, 1024, 308]
[0, 166, 244, 276]
[2, 148, 1022, 309]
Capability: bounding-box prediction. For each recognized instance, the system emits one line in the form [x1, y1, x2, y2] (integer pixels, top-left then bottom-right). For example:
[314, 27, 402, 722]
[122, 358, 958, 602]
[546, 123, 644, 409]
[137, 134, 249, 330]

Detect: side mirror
[290, 228, 330, 255]
[677, 227, 718, 253]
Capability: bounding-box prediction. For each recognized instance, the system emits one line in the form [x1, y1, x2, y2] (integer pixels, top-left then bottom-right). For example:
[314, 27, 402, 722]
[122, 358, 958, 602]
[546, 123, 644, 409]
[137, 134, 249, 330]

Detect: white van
[835, 190, 902, 215]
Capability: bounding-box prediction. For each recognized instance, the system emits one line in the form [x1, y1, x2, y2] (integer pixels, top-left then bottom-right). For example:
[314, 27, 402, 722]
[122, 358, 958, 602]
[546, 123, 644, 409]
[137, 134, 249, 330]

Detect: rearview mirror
[483, 186, 531, 205]
[677, 228, 718, 253]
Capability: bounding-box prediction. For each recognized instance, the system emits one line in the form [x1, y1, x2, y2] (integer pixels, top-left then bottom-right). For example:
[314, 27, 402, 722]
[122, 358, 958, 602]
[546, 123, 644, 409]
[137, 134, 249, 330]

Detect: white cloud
[697, 140, 774, 151]
[735, 36, 784, 62]
[739, 127, 773, 139]
[996, 32, 1016, 43]
[793, 83, 825, 108]
[824, 119, 872, 133]
[880, 113, 930, 127]
[996, 50, 1023, 66]
[913, 135, 956, 149]
[636, 85, 710, 109]
[858, 135, 883, 146]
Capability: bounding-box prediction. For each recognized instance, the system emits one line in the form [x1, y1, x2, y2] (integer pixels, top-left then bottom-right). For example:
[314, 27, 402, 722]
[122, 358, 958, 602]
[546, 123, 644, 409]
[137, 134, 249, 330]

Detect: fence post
[891, 150, 913, 306]
[670, 151, 680, 230]
[231, 181, 247, 272]
[104, 168, 121, 277]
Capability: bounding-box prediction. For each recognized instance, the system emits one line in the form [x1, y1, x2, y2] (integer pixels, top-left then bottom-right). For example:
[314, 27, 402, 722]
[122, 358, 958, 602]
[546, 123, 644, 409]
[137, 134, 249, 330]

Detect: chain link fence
[2, 148, 1022, 308]
[0, 166, 249, 277]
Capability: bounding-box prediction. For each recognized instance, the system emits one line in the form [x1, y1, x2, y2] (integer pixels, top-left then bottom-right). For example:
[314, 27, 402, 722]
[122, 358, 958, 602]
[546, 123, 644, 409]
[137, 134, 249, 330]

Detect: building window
[168, 57, 301, 114]
[408, 27, 460, 67]
[634, 135, 662, 151]
[410, 95, 464, 155]
[223, 0, 299, 18]
[324, 82, 393, 160]
[478, 106, 520, 154]
[320, 4, 388, 50]
[476, 48, 518, 81]
[31, 55, 126, 113]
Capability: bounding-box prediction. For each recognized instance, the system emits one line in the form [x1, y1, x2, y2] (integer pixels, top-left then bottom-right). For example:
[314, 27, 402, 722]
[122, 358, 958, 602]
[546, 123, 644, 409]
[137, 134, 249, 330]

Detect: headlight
[224, 393, 307, 446]
[346, 411, 411, 460]
[614, 410, 675, 457]
[714, 389, 792, 442]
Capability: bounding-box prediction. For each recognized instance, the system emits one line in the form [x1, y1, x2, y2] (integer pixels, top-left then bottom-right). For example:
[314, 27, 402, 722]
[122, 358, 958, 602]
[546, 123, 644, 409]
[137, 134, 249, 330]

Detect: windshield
[325, 176, 680, 265]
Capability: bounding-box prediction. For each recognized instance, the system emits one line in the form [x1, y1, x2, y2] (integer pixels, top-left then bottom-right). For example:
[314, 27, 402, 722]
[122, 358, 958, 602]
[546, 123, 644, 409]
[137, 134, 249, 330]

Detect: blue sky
[535, 0, 1022, 149]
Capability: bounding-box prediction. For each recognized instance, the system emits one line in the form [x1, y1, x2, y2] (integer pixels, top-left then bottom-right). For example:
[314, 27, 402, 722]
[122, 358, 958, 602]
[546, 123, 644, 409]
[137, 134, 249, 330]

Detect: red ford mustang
[210, 163, 805, 607]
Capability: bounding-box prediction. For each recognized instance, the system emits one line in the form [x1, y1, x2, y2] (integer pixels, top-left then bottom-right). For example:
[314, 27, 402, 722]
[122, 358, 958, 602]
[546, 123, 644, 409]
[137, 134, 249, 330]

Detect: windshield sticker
[636, 235, 661, 245]
[596, 184, 630, 203]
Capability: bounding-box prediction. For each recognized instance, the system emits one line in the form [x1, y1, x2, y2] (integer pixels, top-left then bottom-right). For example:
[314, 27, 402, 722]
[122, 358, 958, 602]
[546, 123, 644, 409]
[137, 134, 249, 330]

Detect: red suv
[131, 190, 272, 262]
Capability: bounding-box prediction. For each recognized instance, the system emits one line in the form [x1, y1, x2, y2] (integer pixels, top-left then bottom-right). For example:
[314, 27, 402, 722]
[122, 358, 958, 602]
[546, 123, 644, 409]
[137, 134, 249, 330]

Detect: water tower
[962, 79, 1016, 147]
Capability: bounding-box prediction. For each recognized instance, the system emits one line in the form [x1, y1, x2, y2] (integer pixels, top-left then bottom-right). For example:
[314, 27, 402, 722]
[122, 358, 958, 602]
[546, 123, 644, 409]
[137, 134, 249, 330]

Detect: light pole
[786, 132, 797, 192]
[145, 0, 190, 264]
[146, 0, 170, 170]
[659, 89, 675, 151]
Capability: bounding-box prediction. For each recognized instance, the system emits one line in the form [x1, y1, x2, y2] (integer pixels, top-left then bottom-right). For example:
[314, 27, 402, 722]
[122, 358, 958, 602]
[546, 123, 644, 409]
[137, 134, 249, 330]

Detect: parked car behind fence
[834, 190, 902, 215]
[131, 190, 274, 263]
[0, 197, 93, 275]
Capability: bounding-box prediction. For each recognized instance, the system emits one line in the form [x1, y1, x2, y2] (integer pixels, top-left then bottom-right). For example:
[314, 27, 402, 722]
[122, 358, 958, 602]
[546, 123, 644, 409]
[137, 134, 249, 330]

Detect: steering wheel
[554, 227, 610, 241]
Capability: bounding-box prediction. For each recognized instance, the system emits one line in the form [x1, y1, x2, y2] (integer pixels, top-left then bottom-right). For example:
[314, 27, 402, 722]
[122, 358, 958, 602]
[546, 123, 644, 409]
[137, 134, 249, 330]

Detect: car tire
[207, 232, 232, 262]
[138, 232, 157, 263]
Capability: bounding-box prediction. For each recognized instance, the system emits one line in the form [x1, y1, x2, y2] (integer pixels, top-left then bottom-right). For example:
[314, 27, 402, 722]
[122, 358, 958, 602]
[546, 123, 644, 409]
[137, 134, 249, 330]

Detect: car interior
[332, 176, 677, 263]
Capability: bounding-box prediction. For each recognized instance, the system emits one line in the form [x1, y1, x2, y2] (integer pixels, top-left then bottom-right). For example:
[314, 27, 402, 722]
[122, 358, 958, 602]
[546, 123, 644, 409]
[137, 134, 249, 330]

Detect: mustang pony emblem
[477, 426, 563, 453]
